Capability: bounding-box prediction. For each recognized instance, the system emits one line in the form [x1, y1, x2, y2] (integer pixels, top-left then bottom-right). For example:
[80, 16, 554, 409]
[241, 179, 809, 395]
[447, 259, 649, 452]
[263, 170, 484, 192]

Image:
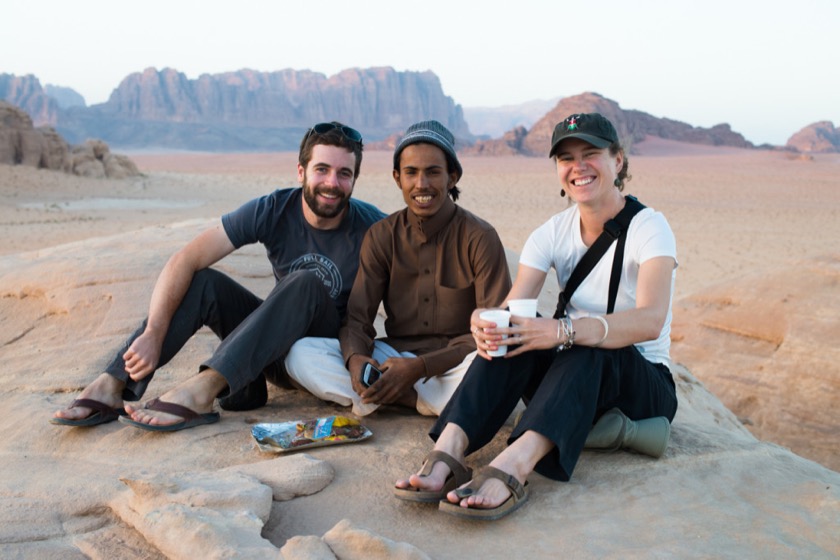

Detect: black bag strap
[553, 195, 646, 319]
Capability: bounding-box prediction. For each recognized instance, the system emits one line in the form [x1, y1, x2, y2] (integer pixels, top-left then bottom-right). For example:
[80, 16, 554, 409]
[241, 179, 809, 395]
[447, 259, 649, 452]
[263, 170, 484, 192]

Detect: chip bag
[251, 416, 372, 453]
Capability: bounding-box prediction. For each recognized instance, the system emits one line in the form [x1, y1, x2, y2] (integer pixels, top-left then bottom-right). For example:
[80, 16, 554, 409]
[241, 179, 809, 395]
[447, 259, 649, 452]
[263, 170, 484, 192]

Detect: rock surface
[786, 120, 840, 153]
[471, 92, 753, 156]
[4, 71, 773, 154]
[0, 219, 837, 559]
[0, 101, 139, 178]
[52, 67, 470, 150]
[0, 73, 61, 126]
[1, 152, 839, 558]
[44, 84, 87, 109]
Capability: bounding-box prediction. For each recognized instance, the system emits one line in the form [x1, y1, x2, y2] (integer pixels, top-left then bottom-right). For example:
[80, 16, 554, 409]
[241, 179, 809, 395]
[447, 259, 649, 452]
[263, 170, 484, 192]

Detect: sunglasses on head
[306, 122, 363, 143]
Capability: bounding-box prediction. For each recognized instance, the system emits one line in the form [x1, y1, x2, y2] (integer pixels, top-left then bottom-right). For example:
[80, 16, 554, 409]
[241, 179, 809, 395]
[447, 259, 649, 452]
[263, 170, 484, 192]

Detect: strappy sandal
[50, 398, 126, 427]
[393, 450, 472, 503]
[438, 466, 529, 521]
[118, 398, 220, 432]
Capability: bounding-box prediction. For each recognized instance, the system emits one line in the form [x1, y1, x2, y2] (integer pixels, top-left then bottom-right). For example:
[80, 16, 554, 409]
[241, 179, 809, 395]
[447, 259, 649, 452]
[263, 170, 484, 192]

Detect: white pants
[285, 337, 476, 417]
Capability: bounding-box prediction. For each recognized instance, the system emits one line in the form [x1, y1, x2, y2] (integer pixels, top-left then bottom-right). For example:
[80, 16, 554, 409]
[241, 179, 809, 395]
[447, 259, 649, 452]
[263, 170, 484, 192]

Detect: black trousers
[105, 268, 341, 410]
[430, 344, 678, 481]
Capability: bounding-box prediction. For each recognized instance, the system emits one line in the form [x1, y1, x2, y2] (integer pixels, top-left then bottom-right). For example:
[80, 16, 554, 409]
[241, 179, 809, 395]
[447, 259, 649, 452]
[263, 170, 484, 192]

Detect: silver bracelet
[557, 317, 575, 351]
[591, 315, 609, 347]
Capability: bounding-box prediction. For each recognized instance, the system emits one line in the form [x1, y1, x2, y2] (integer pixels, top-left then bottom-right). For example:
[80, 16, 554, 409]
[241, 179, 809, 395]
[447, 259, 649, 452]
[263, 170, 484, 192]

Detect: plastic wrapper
[251, 416, 372, 453]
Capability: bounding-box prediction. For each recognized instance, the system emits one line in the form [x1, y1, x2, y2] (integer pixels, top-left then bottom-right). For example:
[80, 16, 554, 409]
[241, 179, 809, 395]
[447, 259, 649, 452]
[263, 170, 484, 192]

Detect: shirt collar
[407, 196, 457, 242]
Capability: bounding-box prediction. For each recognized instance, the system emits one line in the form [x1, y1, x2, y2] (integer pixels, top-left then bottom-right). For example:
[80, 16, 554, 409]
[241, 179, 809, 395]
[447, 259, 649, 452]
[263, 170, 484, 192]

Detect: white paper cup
[508, 299, 538, 318]
[480, 309, 511, 357]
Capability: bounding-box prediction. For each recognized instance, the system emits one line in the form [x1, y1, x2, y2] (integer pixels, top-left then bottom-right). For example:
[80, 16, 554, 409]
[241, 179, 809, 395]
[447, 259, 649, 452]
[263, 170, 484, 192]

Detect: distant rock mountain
[5, 71, 779, 154]
[786, 121, 840, 153]
[50, 67, 471, 151]
[463, 97, 560, 139]
[467, 92, 753, 156]
[0, 73, 61, 127]
[44, 84, 86, 108]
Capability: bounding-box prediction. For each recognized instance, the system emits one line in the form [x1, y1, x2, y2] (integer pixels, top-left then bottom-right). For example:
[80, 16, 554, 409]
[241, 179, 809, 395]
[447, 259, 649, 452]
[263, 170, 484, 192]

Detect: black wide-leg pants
[105, 268, 340, 410]
[430, 345, 678, 481]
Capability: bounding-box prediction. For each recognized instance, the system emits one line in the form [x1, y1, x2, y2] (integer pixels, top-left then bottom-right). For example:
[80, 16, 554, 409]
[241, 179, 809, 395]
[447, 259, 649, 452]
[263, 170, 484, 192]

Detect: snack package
[251, 416, 372, 453]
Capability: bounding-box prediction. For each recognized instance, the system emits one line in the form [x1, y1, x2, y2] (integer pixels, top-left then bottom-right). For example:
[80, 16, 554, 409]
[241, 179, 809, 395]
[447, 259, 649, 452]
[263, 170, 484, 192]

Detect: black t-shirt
[221, 188, 385, 318]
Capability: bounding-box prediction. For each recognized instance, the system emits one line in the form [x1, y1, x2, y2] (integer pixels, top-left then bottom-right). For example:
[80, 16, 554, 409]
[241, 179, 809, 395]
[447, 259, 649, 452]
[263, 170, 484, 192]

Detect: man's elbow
[166, 246, 202, 273]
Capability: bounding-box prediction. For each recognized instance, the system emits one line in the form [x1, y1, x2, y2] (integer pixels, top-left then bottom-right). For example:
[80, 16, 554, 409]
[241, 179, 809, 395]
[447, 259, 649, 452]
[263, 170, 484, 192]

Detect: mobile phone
[361, 363, 383, 387]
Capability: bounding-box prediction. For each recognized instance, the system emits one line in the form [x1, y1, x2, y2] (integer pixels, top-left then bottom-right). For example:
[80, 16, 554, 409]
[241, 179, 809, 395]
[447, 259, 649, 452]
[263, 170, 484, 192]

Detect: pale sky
[2, 0, 837, 145]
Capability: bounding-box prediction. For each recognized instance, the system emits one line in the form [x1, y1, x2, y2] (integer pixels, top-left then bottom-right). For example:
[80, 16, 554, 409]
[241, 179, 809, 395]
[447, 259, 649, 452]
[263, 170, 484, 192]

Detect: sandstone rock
[322, 519, 432, 560]
[786, 120, 840, 153]
[671, 255, 840, 471]
[44, 84, 86, 109]
[225, 453, 335, 501]
[2, 213, 839, 558]
[462, 125, 528, 156]
[111, 471, 278, 560]
[519, 92, 753, 156]
[16, 127, 44, 167]
[70, 146, 106, 178]
[279, 536, 337, 560]
[61, 66, 471, 150]
[0, 73, 61, 126]
[68, 138, 140, 178]
[37, 126, 71, 171]
[0, 101, 69, 170]
[103, 152, 140, 179]
[86, 138, 110, 159]
[1, 100, 137, 177]
[74, 524, 168, 560]
[108, 466, 427, 560]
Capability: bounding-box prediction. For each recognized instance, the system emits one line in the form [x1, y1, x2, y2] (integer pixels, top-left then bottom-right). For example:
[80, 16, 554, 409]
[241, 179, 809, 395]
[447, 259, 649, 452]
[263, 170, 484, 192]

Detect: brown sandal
[50, 398, 126, 427]
[118, 398, 220, 432]
[438, 466, 529, 520]
[393, 450, 472, 503]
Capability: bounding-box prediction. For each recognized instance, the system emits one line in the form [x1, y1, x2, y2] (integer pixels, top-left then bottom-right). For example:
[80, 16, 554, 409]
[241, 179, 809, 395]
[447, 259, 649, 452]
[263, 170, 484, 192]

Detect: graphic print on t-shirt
[289, 253, 342, 300]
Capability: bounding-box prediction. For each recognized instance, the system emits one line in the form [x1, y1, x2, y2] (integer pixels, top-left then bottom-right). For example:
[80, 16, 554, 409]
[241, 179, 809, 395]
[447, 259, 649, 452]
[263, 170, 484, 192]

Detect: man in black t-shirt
[52, 122, 385, 431]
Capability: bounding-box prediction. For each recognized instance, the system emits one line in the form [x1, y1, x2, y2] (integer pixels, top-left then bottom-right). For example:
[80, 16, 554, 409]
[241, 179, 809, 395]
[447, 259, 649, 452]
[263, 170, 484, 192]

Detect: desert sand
[1, 140, 838, 558]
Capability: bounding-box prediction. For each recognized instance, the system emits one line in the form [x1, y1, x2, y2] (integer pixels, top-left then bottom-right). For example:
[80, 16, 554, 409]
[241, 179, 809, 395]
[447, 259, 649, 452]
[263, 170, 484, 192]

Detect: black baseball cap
[548, 113, 619, 157]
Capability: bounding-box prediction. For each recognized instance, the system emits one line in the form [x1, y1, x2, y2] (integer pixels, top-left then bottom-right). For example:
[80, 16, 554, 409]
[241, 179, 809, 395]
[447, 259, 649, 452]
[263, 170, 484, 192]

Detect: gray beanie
[393, 120, 462, 179]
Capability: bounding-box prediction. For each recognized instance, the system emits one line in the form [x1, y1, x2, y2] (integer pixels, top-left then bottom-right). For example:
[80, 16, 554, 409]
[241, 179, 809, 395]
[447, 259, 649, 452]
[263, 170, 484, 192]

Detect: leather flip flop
[50, 398, 127, 427]
[118, 398, 220, 432]
[394, 450, 473, 503]
[438, 466, 529, 521]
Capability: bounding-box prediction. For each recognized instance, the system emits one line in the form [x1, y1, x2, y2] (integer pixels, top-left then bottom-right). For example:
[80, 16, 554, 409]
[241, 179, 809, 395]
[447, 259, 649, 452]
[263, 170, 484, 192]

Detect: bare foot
[394, 389, 418, 411]
[445, 461, 525, 510]
[53, 373, 125, 421]
[396, 425, 470, 492]
[395, 459, 453, 492]
[124, 369, 227, 427]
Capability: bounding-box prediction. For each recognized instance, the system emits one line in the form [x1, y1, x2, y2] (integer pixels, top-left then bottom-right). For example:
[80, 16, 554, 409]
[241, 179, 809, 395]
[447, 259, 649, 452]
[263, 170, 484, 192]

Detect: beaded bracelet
[591, 315, 609, 347]
[556, 316, 575, 351]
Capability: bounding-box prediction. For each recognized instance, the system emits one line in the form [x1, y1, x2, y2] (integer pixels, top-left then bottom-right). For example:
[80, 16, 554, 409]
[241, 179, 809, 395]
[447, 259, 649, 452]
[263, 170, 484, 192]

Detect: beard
[302, 175, 352, 219]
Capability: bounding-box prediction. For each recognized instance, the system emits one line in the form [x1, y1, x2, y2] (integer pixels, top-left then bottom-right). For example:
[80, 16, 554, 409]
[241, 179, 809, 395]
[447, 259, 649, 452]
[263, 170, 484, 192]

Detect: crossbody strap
[553, 196, 646, 319]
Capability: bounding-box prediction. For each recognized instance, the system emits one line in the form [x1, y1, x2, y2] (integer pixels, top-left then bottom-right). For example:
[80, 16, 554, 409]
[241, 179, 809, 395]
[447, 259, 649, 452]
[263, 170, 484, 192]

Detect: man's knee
[269, 270, 330, 300]
[184, 268, 234, 300]
[286, 337, 340, 371]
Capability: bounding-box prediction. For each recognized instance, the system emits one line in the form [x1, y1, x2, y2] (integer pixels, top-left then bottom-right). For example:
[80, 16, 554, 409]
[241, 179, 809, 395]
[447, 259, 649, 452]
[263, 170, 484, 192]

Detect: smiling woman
[395, 112, 679, 521]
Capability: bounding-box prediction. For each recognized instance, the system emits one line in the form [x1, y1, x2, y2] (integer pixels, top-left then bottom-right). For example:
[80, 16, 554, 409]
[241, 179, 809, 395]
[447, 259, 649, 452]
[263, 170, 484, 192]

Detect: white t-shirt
[520, 203, 677, 365]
